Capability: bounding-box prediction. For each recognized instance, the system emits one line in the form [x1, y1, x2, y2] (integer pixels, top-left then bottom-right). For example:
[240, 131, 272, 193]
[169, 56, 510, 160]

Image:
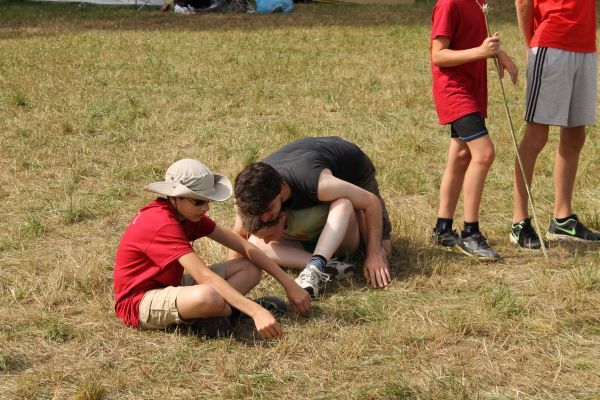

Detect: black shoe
[188, 317, 232, 338]
[456, 232, 501, 261]
[547, 215, 600, 242]
[510, 218, 542, 250]
[232, 296, 289, 322]
[432, 228, 461, 249]
[253, 296, 288, 317]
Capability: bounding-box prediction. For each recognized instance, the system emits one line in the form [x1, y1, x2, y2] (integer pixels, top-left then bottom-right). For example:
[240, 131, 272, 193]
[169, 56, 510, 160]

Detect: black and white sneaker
[547, 215, 600, 242]
[510, 218, 542, 250]
[456, 232, 501, 261]
[323, 259, 355, 281]
[295, 265, 331, 298]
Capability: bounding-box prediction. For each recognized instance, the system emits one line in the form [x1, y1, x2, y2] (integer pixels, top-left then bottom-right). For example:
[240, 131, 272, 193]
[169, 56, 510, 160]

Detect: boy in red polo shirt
[430, 0, 517, 260]
[113, 159, 311, 338]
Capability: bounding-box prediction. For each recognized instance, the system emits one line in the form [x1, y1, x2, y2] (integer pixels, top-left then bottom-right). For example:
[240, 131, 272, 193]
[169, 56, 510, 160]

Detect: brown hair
[234, 162, 282, 217]
[240, 212, 282, 234]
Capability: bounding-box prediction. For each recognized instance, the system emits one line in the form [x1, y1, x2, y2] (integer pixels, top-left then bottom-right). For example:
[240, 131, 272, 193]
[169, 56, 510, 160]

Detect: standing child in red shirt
[113, 159, 311, 338]
[430, 0, 517, 260]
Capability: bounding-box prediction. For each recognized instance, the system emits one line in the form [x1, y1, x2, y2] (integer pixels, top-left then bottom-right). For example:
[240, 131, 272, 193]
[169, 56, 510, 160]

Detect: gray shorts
[525, 47, 597, 127]
[137, 263, 227, 331]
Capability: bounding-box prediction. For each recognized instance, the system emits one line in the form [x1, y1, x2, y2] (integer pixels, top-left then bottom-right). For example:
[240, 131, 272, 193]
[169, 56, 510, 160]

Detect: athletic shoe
[254, 296, 288, 317]
[295, 265, 330, 298]
[510, 219, 542, 250]
[455, 232, 501, 261]
[324, 259, 355, 281]
[188, 317, 232, 338]
[547, 215, 600, 242]
[431, 228, 462, 250]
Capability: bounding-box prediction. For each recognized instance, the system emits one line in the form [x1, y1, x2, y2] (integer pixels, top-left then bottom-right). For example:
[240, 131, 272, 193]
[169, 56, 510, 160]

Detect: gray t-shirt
[263, 136, 376, 210]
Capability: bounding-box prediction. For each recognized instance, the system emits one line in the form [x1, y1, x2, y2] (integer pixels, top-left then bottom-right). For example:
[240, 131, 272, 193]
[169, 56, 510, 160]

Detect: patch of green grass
[9, 90, 28, 107]
[480, 284, 525, 318]
[0, 352, 7, 372]
[36, 319, 73, 343]
[20, 216, 44, 238]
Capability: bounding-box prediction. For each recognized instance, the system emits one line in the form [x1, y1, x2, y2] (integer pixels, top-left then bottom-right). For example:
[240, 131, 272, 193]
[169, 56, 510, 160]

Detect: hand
[253, 307, 283, 339]
[285, 281, 312, 316]
[497, 51, 518, 85]
[363, 252, 391, 288]
[478, 32, 500, 59]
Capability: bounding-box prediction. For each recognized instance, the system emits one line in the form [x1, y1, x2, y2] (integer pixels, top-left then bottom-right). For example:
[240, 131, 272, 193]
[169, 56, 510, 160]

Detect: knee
[247, 262, 262, 286]
[560, 132, 586, 153]
[331, 197, 354, 213]
[473, 144, 495, 167]
[455, 148, 472, 169]
[239, 258, 263, 287]
[189, 286, 226, 312]
[523, 131, 548, 153]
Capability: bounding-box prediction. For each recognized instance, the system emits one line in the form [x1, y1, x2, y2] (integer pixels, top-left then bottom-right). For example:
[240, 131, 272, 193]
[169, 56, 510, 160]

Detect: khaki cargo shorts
[137, 263, 227, 331]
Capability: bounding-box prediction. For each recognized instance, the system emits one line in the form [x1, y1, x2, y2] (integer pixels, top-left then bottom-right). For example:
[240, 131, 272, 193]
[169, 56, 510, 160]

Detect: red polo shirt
[113, 198, 216, 327]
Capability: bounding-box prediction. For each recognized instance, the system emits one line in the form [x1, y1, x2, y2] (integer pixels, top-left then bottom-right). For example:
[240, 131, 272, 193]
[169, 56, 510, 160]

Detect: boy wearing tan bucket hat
[113, 159, 311, 338]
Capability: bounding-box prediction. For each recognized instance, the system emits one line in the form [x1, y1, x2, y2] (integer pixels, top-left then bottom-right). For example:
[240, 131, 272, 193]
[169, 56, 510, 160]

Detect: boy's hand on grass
[497, 51, 518, 85]
[253, 308, 283, 338]
[364, 253, 391, 289]
[479, 32, 500, 59]
[285, 282, 311, 316]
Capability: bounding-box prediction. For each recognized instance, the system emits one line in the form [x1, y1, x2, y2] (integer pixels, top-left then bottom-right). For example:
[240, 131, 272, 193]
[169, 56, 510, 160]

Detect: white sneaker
[324, 259, 355, 281]
[295, 265, 330, 298]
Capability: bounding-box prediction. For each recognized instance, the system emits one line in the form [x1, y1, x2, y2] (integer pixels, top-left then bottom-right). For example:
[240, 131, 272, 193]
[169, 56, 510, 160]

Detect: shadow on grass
[0, 0, 518, 39]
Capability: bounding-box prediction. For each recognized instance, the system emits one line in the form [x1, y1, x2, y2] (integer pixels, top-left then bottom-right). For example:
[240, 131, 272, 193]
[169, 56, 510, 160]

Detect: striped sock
[306, 255, 327, 273]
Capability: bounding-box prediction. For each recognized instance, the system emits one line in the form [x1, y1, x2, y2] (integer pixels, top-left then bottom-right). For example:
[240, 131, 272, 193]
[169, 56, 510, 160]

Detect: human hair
[240, 212, 282, 234]
[234, 162, 282, 217]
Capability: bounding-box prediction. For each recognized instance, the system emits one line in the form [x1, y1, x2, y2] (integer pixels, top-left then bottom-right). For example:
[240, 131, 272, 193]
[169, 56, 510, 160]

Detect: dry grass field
[1, 0, 599, 398]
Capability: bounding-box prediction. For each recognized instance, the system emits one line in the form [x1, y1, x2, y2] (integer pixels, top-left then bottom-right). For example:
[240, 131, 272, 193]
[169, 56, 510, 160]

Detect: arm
[227, 206, 248, 261]
[316, 170, 390, 288]
[496, 50, 518, 85]
[210, 225, 311, 316]
[515, 0, 534, 49]
[178, 252, 283, 338]
[431, 34, 499, 68]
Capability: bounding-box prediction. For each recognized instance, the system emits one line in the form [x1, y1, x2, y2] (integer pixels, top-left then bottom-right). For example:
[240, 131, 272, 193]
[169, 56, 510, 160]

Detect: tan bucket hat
[144, 159, 232, 202]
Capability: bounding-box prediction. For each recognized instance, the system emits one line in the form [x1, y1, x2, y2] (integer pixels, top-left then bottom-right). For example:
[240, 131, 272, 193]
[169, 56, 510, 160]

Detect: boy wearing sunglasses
[113, 159, 311, 338]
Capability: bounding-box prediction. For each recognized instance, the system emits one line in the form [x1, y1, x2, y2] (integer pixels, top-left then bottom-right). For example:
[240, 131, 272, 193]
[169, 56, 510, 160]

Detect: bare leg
[438, 138, 471, 219]
[250, 236, 311, 269]
[513, 122, 549, 223]
[314, 198, 360, 259]
[176, 258, 261, 319]
[554, 126, 586, 218]
[462, 135, 495, 222]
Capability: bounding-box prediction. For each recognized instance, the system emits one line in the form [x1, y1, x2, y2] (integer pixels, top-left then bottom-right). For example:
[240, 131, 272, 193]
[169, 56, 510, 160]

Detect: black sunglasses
[186, 198, 209, 206]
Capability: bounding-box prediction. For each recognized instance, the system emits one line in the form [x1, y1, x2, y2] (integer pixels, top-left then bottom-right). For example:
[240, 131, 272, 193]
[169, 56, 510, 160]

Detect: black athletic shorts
[450, 112, 489, 142]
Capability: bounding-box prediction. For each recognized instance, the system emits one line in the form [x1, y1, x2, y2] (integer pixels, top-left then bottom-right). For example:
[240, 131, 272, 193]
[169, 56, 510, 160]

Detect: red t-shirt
[530, 0, 596, 53]
[113, 198, 216, 327]
[431, 0, 488, 125]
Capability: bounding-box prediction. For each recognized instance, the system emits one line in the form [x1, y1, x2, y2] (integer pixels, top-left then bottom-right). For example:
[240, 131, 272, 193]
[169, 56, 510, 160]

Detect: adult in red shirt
[511, 0, 600, 248]
[430, 0, 517, 260]
[114, 159, 311, 338]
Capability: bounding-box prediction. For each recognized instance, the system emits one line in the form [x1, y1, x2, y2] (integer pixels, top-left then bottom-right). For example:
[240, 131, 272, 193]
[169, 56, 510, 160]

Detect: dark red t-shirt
[530, 0, 596, 53]
[431, 0, 488, 125]
[113, 198, 216, 327]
